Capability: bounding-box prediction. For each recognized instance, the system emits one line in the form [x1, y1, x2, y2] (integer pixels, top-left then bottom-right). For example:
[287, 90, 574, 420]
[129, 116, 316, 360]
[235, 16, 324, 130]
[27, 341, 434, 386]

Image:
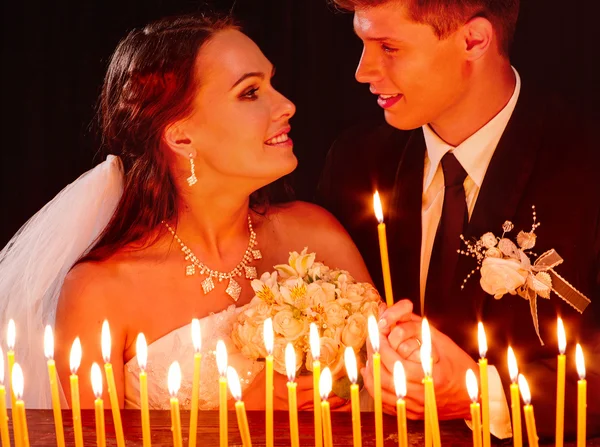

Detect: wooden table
[11, 410, 599, 446]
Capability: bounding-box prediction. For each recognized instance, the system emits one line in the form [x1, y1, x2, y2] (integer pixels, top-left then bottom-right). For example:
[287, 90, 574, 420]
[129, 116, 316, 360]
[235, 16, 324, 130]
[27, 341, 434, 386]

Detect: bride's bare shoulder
[266, 201, 343, 232]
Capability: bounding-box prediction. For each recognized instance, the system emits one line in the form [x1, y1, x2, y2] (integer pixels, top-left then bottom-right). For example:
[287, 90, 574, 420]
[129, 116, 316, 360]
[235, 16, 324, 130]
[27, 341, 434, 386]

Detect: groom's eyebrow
[230, 65, 276, 90]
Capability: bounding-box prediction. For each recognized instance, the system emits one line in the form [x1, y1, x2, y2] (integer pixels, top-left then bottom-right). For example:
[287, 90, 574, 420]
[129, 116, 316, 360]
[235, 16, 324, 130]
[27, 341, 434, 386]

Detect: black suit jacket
[317, 85, 600, 439]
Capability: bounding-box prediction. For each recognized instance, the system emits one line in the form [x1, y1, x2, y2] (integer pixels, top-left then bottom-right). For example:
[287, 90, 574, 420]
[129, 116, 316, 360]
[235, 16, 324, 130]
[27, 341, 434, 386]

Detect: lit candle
[44, 326, 65, 447]
[373, 191, 394, 307]
[310, 323, 323, 447]
[69, 338, 84, 447]
[518, 374, 539, 447]
[478, 322, 490, 447]
[507, 347, 522, 447]
[101, 320, 125, 447]
[368, 315, 383, 447]
[0, 348, 11, 447]
[136, 333, 151, 447]
[344, 347, 362, 447]
[320, 367, 333, 447]
[11, 364, 29, 447]
[421, 319, 441, 447]
[394, 361, 408, 447]
[264, 318, 274, 447]
[6, 319, 19, 441]
[556, 317, 566, 447]
[227, 366, 252, 447]
[168, 362, 183, 447]
[189, 319, 201, 447]
[216, 340, 228, 447]
[285, 343, 300, 447]
[466, 369, 482, 447]
[91, 362, 106, 447]
[575, 344, 586, 447]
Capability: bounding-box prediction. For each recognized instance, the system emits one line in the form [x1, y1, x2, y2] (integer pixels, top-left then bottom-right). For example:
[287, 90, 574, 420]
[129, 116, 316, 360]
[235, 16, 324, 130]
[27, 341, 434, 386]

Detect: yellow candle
[168, 362, 183, 447]
[285, 343, 299, 447]
[69, 338, 84, 447]
[0, 348, 11, 447]
[44, 326, 65, 447]
[556, 318, 566, 447]
[320, 368, 333, 447]
[368, 315, 383, 447]
[478, 323, 490, 447]
[189, 320, 201, 447]
[227, 367, 252, 447]
[11, 364, 29, 447]
[91, 363, 106, 447]
[576, 344, 586, 447]
[344, 348, 362, 447]
[101, 321, 125, 447]
[421, 319, 441, 447]
[373, 191, 394, 307]
[518, 374, 539, 447]
[264, 318, 274, 447]
[6, 319, 19, 441]
[507, 347, 522, 447]
[216, 340, 228, 447]
[394, 361, 408, 447]
[466, 369, 482, 447]
[136, 333, 151, 447]
[310, 323, 323, 447]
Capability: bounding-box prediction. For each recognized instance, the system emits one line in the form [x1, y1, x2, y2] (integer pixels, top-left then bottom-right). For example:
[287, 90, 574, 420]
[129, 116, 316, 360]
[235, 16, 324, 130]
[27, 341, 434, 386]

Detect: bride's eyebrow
[229, 65, 276, 90]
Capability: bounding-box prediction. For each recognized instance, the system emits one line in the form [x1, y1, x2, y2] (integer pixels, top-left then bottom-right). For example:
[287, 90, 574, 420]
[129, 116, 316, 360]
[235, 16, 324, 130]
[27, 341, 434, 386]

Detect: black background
[1, 0, 598, 246]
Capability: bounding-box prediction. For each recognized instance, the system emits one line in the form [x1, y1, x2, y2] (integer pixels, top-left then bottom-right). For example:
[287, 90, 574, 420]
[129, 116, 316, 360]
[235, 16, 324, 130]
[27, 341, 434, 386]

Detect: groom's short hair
[332, 0, 519, 57]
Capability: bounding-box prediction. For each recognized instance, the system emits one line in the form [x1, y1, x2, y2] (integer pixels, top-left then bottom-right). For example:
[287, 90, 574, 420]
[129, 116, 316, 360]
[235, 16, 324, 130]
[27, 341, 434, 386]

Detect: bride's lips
[264, 126, 293, 147]
[376, 93, 403, 109]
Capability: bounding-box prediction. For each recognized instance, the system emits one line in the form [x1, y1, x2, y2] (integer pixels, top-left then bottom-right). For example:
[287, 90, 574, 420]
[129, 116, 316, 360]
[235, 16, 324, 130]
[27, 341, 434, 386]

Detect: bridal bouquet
[232, 248, 381, 376]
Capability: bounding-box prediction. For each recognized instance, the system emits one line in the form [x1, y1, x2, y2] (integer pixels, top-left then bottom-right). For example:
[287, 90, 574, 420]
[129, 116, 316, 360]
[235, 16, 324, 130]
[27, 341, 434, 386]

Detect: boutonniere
[459, 206, 591, 344]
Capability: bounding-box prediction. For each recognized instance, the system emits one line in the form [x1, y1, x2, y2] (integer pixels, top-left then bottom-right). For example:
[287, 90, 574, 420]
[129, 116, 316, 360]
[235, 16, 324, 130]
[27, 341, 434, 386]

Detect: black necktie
[424, 152, 468, 310]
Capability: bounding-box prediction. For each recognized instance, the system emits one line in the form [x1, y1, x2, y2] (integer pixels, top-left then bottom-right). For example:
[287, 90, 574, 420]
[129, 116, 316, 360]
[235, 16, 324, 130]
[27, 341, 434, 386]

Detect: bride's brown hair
[84, 13, 292, 262]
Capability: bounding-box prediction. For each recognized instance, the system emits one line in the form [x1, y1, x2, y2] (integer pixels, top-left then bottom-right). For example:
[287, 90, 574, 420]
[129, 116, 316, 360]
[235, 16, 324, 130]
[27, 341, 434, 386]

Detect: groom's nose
[355, 47, 383, 84]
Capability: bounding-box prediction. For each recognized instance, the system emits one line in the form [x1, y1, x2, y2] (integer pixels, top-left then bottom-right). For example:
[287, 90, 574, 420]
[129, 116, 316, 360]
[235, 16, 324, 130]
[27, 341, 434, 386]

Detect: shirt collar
[422, 67, 521, 191]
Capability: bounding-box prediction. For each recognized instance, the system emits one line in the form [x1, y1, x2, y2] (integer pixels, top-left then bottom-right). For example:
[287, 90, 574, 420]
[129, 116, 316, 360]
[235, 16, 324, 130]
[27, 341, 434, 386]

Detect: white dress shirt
[419, 67, 521, 439]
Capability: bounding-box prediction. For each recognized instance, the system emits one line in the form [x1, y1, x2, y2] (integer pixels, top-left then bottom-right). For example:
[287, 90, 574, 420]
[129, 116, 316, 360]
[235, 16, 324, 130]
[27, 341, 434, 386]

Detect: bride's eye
[240, 87, 259, 100]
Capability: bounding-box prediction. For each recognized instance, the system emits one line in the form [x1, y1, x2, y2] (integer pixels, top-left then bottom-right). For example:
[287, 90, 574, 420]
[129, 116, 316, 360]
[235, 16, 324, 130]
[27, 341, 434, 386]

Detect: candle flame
[43, 325, 54, 360]
[310, 323, 320, 360]
[373, 191, 384, 224]
[507, 346, 519, 383]
[320, 367, 332, 401]
[478, 322, 487, 359]
[394, 360, 407, 399]
[91, 362, 103, 399]
[227, 366, 242, 401]
[216, 340, 228, 377]
[420, 318, 432, 377]
[285, 343, 297, 382]
[344, 347, 357, 384]
[264, 318, 274, 355]
[7, 319, 15, 350]
[101, 320, 111, 363]
[368, 315, 380, 353]
[70, 337, 82, 374]
[12, 363, 24, 400]
[466, 369, 479, 403]
[168, 361, 181, 397]
[136, 333, 147, 371]
[518, 374, 532, 405]
[557, 317, 566, 355]
[0, 347, 4, 386]
[576, 343, 586, 380]
[192, 318, 201, 353]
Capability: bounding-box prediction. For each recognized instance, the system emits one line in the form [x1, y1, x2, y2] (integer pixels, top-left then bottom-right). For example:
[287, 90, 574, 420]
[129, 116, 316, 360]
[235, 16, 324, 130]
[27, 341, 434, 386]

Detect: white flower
[324, 301, 347, 327]
[273, 310, 308, 341]
[517, 231, 537, 250]
[272, 338, 303, 376]
[485, 247, 503, 258]
[274, 248, 316, 279]
[480, 232, 498, 249]
[231, 322, 266, 359]
[480, 257, 529, 299]
[341, 313, 368, 349]
[251, 271, 280, 305]
[306, 336, 344, 376]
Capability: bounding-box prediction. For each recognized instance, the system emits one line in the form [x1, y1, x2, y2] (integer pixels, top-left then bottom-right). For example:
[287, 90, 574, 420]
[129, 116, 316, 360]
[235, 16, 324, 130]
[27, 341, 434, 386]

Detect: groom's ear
[461, 16, 494, 61]
[163, 121, 194, 158]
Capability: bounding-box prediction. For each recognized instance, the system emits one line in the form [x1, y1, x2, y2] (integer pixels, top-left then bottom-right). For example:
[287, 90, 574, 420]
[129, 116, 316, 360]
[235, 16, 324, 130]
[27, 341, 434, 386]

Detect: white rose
[324, 301, 347, 327]
[480, 257, 529, 299]
[272, 338, 303, 376]
[360, 300, 381, 320]
[480, 232, 498, 249]
[306, 336, 344, 375]
[341, 313, 368, 349]
[273, 310, 308, 341]
[485, 247, 503, 258]
[231, 322, 265, 359]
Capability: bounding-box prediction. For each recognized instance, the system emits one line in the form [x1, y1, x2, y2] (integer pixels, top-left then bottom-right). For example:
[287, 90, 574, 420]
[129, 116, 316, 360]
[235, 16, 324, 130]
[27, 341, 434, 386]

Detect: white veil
[0, 155, 124, 408]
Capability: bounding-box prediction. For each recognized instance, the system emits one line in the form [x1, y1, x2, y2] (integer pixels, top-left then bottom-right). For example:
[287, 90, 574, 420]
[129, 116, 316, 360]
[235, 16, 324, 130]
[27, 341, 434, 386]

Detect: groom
[318, 0, 599, 440]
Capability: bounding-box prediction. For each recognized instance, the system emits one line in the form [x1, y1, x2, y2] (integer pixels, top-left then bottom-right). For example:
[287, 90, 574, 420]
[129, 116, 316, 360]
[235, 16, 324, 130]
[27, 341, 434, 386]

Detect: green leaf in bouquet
[332, 371, 364, 400]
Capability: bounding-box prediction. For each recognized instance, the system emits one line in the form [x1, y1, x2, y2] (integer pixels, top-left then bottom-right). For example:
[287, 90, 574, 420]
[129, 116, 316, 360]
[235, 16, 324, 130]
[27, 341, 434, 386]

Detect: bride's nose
[273, 92, 296, 121]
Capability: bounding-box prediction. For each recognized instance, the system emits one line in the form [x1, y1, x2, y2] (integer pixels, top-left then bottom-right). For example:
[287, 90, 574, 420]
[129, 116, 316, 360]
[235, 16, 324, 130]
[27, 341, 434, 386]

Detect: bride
[0, 13, 373, 410]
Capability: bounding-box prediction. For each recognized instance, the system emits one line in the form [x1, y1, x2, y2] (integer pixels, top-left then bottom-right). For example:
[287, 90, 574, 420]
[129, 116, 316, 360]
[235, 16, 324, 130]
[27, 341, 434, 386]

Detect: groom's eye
[381, 44, 398, 54]
[240, 87, 259, 100]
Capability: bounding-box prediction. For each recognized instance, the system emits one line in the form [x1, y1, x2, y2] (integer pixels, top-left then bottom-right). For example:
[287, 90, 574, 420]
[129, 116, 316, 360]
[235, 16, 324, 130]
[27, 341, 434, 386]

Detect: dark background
[1, 0, 598, 247]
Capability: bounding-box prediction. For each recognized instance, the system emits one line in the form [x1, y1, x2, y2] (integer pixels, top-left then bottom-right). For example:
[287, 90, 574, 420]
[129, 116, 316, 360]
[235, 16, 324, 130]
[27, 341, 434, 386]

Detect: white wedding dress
[123, 304, 264, 410]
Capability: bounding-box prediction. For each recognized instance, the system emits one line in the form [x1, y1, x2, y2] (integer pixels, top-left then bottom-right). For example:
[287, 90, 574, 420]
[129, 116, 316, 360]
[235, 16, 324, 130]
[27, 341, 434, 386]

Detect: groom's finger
[378, 299, 414, 335]
[388, 321, 421, 353]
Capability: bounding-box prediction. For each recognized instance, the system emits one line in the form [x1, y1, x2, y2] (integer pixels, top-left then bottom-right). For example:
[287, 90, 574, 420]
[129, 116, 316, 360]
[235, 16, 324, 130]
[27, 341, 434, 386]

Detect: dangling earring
[187, 153, 197, 187]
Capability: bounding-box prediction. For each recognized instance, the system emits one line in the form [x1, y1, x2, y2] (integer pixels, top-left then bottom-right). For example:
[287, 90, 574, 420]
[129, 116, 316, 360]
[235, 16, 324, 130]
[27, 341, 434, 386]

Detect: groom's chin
[383, 110, 425, 131]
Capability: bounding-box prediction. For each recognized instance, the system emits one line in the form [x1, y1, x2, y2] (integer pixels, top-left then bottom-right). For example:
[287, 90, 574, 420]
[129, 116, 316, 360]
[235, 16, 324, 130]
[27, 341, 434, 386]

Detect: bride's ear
[163, 121, 194, 158]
